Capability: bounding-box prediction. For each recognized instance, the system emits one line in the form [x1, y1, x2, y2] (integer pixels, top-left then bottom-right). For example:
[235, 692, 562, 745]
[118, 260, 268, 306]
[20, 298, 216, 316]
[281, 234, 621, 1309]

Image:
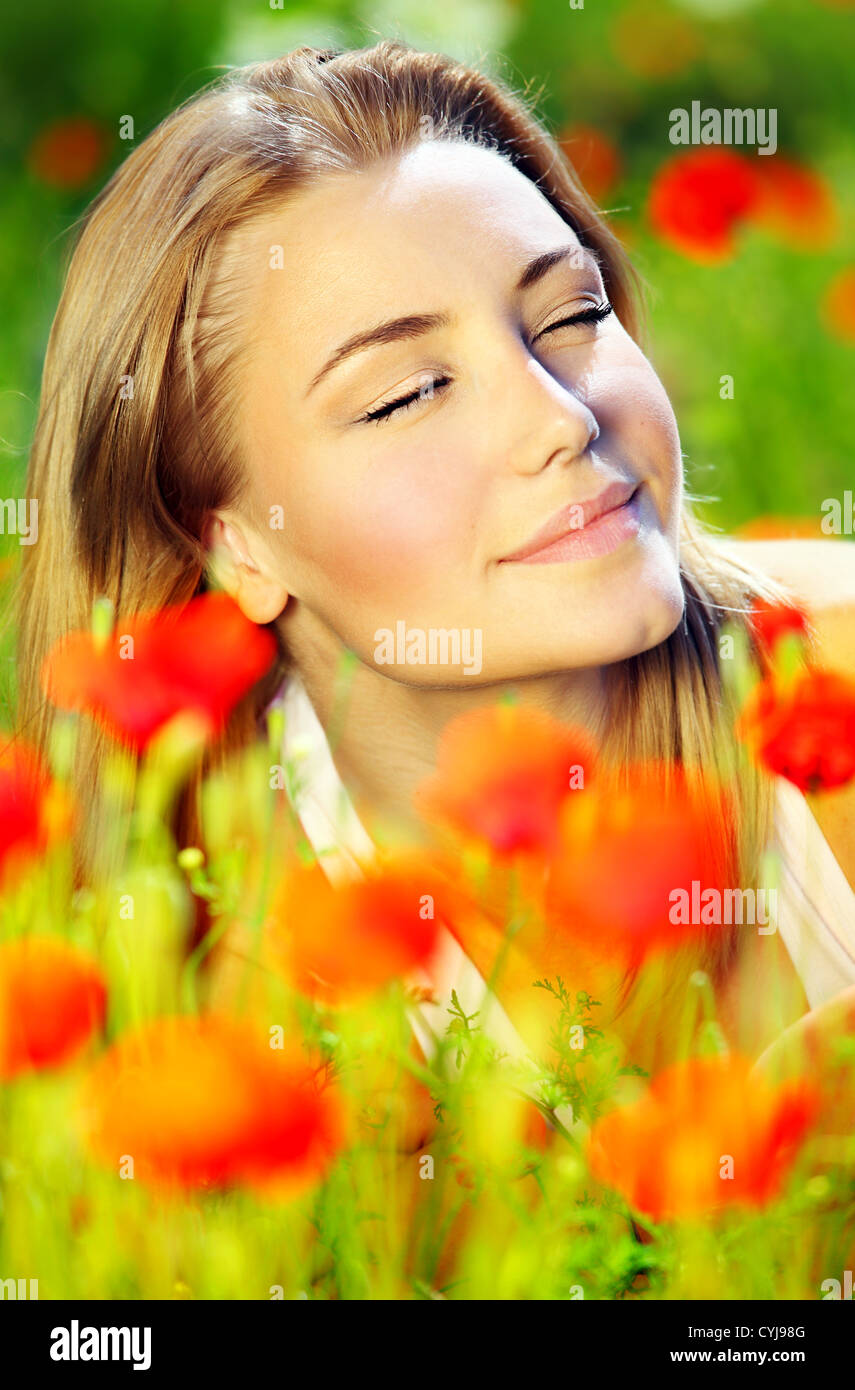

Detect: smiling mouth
[499, 480, 643, 565]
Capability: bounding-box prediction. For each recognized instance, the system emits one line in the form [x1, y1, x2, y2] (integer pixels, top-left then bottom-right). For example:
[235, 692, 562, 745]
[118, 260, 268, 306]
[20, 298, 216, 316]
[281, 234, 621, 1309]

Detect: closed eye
[358, 374, 452, 425]
[357, 301, 613, 426]
[536, 301, 613, 337]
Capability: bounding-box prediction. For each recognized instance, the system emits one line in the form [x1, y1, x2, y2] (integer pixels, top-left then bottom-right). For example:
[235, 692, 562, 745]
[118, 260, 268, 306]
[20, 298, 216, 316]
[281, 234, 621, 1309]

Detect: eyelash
[358, 301, 613, 425]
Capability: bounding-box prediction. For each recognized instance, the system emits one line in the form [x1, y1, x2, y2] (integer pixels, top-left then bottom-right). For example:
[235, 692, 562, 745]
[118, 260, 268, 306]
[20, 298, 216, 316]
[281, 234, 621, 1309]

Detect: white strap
[276, 669, 377, 884]
[771, 776, 855, 1009]
[270, 671, 581, 1134]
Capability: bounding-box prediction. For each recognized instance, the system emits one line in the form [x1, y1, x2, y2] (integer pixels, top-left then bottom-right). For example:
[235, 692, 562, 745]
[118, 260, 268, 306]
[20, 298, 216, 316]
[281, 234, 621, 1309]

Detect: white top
[271, 670, 855, 1125]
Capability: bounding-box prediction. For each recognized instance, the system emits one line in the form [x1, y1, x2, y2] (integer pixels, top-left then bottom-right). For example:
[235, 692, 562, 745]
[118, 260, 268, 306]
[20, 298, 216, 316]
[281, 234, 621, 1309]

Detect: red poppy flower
[420, 766, 736, 1063]
[0, 936, 107, 1080]
[736, 668, 855, 793]
[0, 740, 74, 886]
[544, 764, 735, 963]
[28, 117, 107, 190]
[822, 266, 855, 343]
[558, 124, 622, 203]
[648, 149, 759, 263]
[751, 155, 837, 249]
[40, 592, 278, 752]
[80, 1014, 345, 1195]
[747, 597, 810, 667]
[264, 856, 444, 1003]
[414, 704, 597, 860]
[586, 1053, 819, 1222]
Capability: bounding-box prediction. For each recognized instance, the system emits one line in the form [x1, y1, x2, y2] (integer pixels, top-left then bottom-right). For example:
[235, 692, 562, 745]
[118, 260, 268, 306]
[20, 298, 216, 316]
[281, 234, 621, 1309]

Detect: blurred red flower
[80, 1014, 345, 1195]
[648, 149, 759, 262]
[414, 704, 597, 860]
[544, 764, 735, 963]
[587, 1053, 819, 1221]
[418, 763, 737, 1055]
[558, 124, 622, 203]
[0, 936, 107, 1080]
[265, 856, 444, 1003]
[28, 117, 108, 190]
[40, 592, 278, 752]
[737, 668, 855, 793]
[747, 597, 810, 668]
[0, 740, 74, 887]
[752, 155, 837, 249]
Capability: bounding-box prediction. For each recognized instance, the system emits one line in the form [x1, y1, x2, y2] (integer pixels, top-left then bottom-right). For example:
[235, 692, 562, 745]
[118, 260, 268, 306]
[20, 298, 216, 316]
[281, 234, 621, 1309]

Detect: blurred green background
[1, 0, 853, 569]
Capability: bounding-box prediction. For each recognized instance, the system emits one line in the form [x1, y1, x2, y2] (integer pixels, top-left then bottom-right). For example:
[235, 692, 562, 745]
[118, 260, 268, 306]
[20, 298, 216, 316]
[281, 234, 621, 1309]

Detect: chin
[612, 592, 687, 663]
[558, 585, 685, 670]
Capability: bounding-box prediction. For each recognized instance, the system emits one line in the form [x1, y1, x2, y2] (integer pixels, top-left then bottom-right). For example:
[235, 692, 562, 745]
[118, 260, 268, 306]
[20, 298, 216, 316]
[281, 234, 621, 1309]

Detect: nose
[499, 351, 601, 477]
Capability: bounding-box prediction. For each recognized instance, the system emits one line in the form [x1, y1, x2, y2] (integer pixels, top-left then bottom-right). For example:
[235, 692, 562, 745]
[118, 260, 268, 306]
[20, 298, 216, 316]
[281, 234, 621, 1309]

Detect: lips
[500, 479, 640, 563]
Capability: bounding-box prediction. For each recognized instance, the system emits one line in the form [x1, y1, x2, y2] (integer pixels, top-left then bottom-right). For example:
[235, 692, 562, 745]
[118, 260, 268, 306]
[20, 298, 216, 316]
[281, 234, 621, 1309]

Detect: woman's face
[223, 138, 685, 686]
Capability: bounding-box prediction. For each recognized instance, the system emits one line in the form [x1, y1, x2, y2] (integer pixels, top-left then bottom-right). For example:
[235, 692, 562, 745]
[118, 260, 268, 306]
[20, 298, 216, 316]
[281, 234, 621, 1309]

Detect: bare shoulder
[714, 537, 855, 611]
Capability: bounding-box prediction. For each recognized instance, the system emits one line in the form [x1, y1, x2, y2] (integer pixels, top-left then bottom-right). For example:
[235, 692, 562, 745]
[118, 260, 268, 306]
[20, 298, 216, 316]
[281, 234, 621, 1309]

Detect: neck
[282, 609, 610, 848]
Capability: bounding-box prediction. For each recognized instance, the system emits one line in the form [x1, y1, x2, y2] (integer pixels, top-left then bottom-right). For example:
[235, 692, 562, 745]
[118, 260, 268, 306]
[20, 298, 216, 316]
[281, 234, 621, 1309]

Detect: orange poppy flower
[80, 1014, 345, 1195]
[558, 124, 622, 203]
[736, 668, 855, 793]
[648, 149, 759, 263]
[822, 266, 855, 343]
[586, 1053, 819, 1222]
[747, 597, 810, 668]
[41, 591, 278, 752]
[413, 704, 597, 860]
[0, 936, 107, 1080]
[751, 155, 837, 249]
[0, 739, 73, 886]
[544, 764, 735, 964]
[264, 856, 444, 1003]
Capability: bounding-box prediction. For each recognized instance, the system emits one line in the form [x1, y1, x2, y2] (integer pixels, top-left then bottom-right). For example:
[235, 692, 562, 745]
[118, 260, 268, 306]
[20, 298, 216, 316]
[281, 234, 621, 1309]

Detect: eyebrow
[304, 243, 602, 397]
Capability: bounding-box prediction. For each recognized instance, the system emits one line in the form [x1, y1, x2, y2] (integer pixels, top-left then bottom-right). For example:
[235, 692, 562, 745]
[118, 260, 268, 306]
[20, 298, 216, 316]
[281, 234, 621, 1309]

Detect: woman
[15, 41, 855, 1145]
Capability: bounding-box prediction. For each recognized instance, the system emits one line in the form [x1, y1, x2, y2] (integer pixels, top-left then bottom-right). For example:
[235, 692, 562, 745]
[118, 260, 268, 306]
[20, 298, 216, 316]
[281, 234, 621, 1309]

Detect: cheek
[596, 356, 680, 455]
[635, 387, 682, 478]
[593, 355, 682, 510]
[289, 447, 481, 597]
[637, 387, 683, 532]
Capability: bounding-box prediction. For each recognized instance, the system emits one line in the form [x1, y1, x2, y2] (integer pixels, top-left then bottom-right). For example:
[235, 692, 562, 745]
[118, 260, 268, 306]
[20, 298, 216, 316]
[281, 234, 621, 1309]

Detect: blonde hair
[13, 40, 789, 1053]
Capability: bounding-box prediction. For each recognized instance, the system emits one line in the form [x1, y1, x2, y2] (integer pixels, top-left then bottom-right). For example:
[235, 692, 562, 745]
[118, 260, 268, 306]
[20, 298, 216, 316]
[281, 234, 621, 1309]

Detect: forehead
[229, 141, 586, 345]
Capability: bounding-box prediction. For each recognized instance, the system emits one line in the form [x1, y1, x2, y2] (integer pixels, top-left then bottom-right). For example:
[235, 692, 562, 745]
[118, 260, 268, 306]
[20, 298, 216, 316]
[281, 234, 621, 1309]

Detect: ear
[203, 512, 290, 625]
